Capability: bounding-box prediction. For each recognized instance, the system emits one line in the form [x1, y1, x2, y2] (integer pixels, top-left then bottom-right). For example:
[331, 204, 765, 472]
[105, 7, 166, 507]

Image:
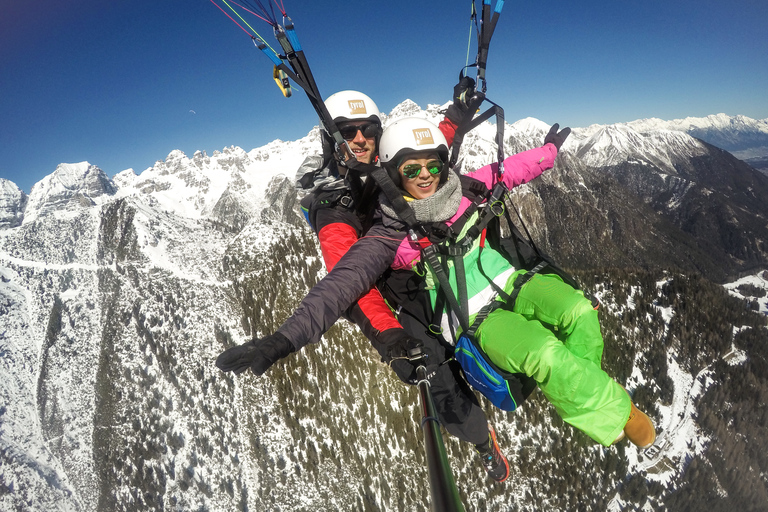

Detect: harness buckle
[428, 324, 444, 335]
[489, 200, 505, 217]
[430, 223, 454, 242]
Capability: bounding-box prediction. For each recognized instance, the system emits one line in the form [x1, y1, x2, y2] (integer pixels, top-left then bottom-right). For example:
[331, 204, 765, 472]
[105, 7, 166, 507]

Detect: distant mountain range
[1, 106, 767, 511]
[627, 113, 768, 162]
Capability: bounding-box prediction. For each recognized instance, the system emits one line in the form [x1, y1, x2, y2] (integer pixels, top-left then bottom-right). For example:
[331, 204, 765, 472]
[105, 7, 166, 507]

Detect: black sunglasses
[401, 160, 443, 179]
[338, 123, 382, 141]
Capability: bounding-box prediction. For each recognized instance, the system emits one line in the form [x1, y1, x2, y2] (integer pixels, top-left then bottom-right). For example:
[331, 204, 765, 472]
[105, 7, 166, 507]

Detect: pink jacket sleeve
[468, 143, 558, 189]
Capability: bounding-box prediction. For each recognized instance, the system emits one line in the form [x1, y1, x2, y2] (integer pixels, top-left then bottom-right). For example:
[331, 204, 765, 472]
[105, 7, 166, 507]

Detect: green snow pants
[476, 272, 631, 446]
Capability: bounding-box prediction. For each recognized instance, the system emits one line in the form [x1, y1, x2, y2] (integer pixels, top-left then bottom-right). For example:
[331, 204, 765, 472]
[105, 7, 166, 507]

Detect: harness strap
[423, 244, 470, 334]
[448, 94, 506, 180]
[459, 181, 506, 245]
[464, 300, 502, 340]
[453, 246, 470, 335]
[465, 259, 548, 340]
[476, 0, 504, 91]
[425, 180, 505, 339]
[448, 92, 487, 171]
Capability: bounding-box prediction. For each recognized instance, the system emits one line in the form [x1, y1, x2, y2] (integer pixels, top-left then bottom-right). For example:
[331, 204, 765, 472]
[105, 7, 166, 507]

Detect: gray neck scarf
[379, 173, 463, 224]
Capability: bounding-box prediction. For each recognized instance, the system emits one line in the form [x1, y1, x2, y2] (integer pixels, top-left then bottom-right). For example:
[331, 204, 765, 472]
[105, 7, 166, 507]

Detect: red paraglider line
[208, 0, 255, 37]
[227, 0, 273, 24]
[272, 0, 287, 17]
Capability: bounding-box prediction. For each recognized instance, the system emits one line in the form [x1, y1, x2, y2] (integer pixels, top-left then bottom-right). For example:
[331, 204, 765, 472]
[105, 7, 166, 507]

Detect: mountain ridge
[2, 109, 767, 201]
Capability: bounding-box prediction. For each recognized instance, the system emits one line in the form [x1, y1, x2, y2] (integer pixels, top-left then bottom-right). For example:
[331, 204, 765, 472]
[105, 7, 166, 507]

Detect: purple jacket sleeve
[468, 143, 558, 189]
[276, 223, 405, 350]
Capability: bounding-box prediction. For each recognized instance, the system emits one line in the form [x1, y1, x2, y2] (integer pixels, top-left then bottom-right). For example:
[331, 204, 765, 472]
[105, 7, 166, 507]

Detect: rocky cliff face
[0, 180, 27, 229]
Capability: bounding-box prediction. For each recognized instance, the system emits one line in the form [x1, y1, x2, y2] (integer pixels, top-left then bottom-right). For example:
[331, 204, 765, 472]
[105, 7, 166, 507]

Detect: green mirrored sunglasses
[401, 160, 443, 179]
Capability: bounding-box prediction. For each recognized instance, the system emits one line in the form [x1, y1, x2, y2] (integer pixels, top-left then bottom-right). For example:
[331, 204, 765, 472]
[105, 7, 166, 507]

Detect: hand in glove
[215, 333, 295, 376]
[445, 75, 478, 123]
[544, 123, 571, 150]
[378, 328, 427, 363]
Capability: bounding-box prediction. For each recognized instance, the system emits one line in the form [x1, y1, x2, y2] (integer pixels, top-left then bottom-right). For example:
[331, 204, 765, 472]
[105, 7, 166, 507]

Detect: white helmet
[324, 90, 381, 124]
[379, 117, 449, 166]
[318, 90, 383, 170]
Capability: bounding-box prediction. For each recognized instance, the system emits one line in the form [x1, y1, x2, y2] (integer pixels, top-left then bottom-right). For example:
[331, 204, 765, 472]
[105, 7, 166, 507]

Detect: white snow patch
[723, 270, 768, 315]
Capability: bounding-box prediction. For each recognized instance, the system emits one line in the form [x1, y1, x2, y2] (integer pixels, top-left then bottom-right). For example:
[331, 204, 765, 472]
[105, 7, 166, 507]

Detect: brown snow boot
[624, 401, 656, 449]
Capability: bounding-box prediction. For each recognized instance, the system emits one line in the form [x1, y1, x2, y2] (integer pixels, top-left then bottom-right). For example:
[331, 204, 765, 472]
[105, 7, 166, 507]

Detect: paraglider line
[209, 0, 254, 37]
[273, 0, 287, 17]
[226, 0, 273, 24]
[220, 0, 267, 34]
[213, 0, 280, 55]
[242, 0, 280, 26]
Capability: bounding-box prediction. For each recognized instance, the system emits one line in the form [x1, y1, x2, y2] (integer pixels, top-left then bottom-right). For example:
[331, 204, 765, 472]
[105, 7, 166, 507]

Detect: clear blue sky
[2, 0, 767, 193]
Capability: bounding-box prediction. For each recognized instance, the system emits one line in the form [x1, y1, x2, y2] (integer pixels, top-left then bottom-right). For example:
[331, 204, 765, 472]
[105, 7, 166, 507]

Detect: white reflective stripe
[439, 267, 516, 344]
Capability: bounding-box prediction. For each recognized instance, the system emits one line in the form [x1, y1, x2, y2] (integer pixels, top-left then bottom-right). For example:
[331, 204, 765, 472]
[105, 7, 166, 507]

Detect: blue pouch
[454, 334, 535, 412]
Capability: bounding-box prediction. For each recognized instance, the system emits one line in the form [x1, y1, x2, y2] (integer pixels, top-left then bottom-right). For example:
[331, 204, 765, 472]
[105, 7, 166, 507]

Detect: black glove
[215, 333, 295, 376]
[544, 123, 571, 150]
[378, 328, 426, 363]
[445, 75, 478, 123]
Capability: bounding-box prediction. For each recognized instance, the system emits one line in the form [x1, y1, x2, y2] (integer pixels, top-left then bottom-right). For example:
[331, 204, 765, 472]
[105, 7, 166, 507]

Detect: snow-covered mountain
[578, 113, 768, 175]
[0, 180, 26, 229]
[2, 103, 767, 511]
[571, 123, 708, 172]
[626, 113, 768, 160]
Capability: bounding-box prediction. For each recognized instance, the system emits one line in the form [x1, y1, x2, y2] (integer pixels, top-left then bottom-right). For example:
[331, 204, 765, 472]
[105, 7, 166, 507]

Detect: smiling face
[337, 121, 378, 164]
[398, 152, 442, 199]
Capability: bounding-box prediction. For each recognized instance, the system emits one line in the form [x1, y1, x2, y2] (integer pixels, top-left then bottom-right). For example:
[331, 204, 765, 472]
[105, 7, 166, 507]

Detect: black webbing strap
[242, 15, 361, 192]
[466, 259, 548, 340]
[449, 98, 506, 179]
[432, 178, 501, 259]
[434, 202, 478, 257]
[426, 181, 506, 339]
[507, 260, 547, 306]
[476, 0, 502, 90]
[430, 283, 446, 335]
[453, 248, 470, 334]
[464, 300, 502, 340]
[448, 92, 487, 171]
[264, 27, 355, 165]
[450, 0, 506, 173]
[458, 181, 506, 247]
[423, 244, 470, 334]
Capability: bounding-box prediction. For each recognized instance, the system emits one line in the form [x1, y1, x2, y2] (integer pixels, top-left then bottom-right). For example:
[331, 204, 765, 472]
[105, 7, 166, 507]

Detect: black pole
[416, 364, 466, 512]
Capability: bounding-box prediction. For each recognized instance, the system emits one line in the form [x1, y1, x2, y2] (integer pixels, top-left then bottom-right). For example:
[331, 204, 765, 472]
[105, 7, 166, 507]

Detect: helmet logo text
[412, 128, 434, 145]
[348, 100, 367, 115]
